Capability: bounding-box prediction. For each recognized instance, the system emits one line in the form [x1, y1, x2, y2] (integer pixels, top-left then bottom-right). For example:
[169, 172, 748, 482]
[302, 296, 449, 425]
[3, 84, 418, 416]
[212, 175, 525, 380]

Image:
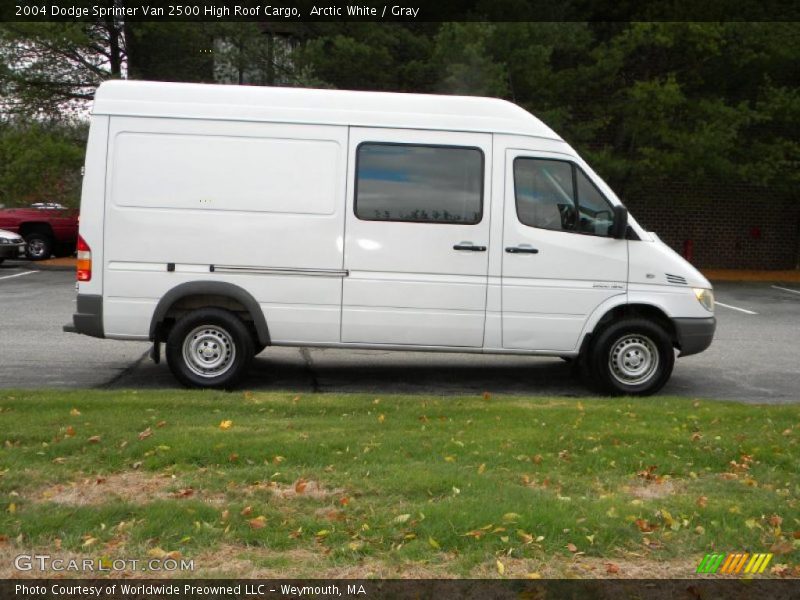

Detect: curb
[1, 259, 75, 272]
[26, 263, 75, 272]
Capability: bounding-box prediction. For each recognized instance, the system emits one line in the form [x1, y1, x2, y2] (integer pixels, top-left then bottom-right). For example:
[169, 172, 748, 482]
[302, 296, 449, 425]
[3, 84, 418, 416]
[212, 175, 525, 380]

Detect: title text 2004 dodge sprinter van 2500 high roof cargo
[64, 81, 715, 395]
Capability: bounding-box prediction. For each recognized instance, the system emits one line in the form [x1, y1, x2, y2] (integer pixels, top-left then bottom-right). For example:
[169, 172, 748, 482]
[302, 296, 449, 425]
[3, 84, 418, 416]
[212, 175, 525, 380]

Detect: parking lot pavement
[1, 263, 798, 402]
[0, 264, 149, 388]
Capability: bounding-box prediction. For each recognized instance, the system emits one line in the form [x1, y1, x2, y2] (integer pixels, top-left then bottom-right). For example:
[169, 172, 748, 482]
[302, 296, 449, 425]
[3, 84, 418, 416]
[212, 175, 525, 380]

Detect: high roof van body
[66, 81, 715, 394]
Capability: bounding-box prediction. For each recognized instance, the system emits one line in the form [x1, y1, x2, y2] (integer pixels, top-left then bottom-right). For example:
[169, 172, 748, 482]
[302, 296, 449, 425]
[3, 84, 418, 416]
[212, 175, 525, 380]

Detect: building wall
[624, 182, 799, 270]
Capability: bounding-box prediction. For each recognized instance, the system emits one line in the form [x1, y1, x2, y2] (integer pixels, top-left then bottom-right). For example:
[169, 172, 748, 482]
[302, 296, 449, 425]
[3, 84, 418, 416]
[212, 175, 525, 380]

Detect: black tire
[165, 308, 254, 389]
[587, 318, 674, 396]
[254, 344, 267, 356]
[24, 233, 54, 261]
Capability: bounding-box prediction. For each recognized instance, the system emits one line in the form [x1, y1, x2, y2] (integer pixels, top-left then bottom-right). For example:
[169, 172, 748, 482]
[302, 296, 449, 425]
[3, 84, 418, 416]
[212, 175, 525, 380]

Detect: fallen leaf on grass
[769, 514, 783, 527]
[606, 563, 620, 574]
[65, 426, 75, 437]
[240, 506, 252, 516]
[771, 564, 791, 577]
[148, 547, 180, 559]
[769, 540, 794, 555]
[219, 420, 233, 430]
[635, 519, 658, 533]
[82, 537, 98, 547]
[249, 516, 267, 530]
[70, 408, 81, 416]
[393, 514, 411, 524]
[138, 428, 152, 440]
[156, 421, 167, 428]
[377, 414, 385, 424]
[428, 536, 440, 549]
[696, 496, 708, 508]
[7, 503, 15, 514]
[87, 436, 101, 444]
[496, 560, 505, 575]
[325, 509, 345, 522]
[567, 543, 578, 553]
[339, 496, 350, 506]
[295, 479, 307, 494]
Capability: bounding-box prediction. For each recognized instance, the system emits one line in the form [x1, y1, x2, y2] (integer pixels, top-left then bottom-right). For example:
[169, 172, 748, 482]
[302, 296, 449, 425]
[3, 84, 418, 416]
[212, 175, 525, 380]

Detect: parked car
[0, 228, 26, 264]
[65, 80, 715, 395]
[0, 204, 79, 260]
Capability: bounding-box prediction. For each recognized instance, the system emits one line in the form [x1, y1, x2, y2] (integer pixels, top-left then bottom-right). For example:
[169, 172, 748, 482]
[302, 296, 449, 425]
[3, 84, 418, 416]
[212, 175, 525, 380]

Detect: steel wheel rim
[182, 325, 236, 378]
[608, 334, 659, 386]
[27, 239, 47, 258]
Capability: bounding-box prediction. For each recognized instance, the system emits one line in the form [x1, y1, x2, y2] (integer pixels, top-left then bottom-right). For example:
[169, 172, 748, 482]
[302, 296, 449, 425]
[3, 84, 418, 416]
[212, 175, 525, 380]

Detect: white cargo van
[65, 80, 715, 395]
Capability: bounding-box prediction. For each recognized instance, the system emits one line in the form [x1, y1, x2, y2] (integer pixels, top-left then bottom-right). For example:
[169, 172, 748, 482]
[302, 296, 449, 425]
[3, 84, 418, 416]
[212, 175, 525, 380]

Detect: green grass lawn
[0, 390, 798, 578]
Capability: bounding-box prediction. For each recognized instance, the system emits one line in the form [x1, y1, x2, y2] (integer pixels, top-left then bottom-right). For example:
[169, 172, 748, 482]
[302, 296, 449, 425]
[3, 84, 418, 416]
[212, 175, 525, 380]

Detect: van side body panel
[101, 117, 347, 344]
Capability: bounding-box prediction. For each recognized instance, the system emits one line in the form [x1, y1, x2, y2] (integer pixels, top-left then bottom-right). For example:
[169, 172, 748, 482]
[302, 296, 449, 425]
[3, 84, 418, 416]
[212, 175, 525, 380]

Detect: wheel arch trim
[577, 293, 676, 351]
[149, 281, 270, 346]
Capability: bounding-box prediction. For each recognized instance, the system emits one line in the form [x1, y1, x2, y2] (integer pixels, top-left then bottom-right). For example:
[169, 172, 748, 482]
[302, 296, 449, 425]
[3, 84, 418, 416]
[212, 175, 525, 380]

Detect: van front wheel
[166, 308, 254, 389]
[588, 318, 674, 396]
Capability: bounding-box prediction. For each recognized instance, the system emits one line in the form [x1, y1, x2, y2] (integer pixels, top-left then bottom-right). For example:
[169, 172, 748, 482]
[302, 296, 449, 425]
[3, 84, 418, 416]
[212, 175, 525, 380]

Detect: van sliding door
[341, 128, 492, 348]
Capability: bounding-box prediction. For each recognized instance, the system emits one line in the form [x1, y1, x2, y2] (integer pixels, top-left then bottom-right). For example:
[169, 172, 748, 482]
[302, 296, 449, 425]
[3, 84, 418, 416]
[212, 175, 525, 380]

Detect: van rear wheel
[166, 308, 254, 389]
[588, 318, 674, 396]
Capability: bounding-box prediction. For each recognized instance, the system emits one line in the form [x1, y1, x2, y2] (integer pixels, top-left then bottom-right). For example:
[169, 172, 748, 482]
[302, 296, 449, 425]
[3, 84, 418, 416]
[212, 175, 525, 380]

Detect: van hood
[629, 233, 711, 289]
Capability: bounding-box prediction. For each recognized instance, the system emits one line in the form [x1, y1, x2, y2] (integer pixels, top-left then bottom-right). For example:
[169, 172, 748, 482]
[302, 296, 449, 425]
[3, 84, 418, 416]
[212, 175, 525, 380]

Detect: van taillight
[76, 235, 91, 281]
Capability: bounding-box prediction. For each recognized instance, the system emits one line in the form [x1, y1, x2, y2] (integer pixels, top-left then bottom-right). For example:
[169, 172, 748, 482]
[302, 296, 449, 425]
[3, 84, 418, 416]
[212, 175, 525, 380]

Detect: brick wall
[623, 181, 799, 270]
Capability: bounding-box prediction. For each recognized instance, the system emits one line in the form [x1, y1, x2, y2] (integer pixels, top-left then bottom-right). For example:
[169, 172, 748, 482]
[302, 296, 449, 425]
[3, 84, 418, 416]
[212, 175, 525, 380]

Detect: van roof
[92, 80, 561, 140]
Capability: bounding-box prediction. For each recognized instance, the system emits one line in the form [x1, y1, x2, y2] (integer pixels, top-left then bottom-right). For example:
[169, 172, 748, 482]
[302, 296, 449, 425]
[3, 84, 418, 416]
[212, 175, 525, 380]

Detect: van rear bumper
[63, 294, 104, 338]
[673, 316, 715, 357]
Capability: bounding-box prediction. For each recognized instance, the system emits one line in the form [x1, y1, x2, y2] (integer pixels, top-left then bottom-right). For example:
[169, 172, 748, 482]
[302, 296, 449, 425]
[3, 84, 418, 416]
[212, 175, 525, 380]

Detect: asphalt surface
[1, 261, 799, 403]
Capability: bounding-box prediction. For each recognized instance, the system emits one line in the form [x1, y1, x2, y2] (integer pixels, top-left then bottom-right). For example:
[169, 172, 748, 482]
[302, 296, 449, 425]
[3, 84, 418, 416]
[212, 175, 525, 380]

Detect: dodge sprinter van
[65, 81, 715, 395]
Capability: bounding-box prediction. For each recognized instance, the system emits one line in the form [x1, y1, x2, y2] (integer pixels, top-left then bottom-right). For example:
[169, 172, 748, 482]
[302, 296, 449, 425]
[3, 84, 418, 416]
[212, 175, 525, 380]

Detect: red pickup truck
[0, 203, 79, 260]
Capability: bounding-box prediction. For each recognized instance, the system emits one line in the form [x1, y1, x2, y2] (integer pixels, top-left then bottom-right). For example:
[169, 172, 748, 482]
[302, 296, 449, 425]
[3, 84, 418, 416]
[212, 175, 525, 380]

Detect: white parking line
[771, 285, 800, 296]
[0, 270, 37, 281]
[715, 301, 758, 315]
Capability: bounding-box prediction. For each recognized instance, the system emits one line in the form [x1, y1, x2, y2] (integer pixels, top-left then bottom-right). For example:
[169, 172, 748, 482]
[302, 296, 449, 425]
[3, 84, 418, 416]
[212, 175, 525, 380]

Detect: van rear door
[501, 149, 627, 352]
[342, 128, 492, 347]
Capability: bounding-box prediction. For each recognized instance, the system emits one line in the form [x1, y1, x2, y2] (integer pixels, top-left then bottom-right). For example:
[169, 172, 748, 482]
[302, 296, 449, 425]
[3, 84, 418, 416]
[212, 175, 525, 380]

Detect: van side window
[355, 143, 483, 224]
[513, 158, 615, 237]
[513, 158, 576, 232]
[575, 169, 615, 236]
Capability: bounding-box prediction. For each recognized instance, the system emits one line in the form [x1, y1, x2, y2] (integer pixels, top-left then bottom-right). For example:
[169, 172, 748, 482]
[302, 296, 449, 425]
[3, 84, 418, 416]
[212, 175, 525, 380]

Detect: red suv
[0, 203, 79, 260]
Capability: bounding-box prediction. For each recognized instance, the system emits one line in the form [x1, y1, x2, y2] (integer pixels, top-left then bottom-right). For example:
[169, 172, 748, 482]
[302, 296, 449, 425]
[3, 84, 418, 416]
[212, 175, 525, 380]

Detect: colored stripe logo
[696, 552, 772, 574]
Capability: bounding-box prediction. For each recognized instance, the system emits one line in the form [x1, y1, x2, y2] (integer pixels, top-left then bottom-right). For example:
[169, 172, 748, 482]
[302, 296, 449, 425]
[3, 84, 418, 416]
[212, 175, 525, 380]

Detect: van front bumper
[674, 316, 715, 357]
[63, 294, 104, 338]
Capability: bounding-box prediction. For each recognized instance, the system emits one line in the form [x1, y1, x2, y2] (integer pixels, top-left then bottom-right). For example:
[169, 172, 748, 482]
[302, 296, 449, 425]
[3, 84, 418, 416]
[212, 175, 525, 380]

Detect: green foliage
[0, 121, 86, 207]
[0, 21, 797, 194]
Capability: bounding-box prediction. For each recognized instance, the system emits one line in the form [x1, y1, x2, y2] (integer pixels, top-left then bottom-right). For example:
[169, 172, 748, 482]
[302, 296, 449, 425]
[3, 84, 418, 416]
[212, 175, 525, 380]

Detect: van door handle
[505, 245, 539, 254]
[453, 243, 487, 252]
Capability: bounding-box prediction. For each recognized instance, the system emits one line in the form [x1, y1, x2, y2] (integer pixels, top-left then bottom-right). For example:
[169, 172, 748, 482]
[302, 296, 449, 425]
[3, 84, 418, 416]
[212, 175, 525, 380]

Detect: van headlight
[693, 288, 714, 312]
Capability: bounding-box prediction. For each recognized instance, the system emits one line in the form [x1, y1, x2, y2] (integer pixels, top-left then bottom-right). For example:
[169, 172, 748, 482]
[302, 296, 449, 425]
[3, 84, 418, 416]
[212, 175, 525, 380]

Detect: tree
[0, 20, 125, 117]
[0, 120, 86, 207]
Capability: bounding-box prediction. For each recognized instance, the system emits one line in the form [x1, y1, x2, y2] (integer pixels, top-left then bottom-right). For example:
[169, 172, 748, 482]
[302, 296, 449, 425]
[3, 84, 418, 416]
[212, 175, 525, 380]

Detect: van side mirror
[612, 205, 628, 239]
